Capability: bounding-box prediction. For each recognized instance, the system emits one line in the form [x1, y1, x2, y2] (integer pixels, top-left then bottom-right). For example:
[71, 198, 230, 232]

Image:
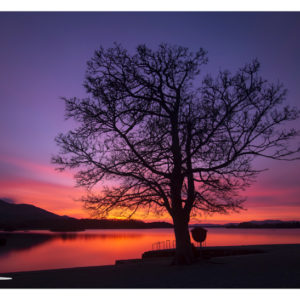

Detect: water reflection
[58, 232, 143, 241]
[0, 228, 300, 273]
[0, 233, 54, 257]
[0, 231, 143, 256]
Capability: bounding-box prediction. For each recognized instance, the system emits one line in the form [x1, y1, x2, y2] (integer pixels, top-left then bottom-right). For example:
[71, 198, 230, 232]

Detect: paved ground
[0, 244, 300, 288]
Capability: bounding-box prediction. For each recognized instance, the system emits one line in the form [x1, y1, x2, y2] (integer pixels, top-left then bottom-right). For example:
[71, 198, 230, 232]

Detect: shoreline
[1, 243, 300, 288]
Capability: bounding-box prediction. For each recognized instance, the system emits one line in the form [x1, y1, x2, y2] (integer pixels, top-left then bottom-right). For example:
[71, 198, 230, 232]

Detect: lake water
[1, 228, 300, 273]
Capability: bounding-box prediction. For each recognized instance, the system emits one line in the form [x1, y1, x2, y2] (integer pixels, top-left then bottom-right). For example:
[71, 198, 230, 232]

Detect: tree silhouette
[53, 44, 299, 264]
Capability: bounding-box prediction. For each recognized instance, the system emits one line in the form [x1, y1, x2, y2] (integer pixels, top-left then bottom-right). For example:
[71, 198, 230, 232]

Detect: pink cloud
[0, 154, 75, 185]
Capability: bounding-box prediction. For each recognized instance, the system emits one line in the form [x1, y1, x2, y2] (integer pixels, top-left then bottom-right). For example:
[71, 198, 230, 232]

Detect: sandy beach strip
[0, 244, 299, 288]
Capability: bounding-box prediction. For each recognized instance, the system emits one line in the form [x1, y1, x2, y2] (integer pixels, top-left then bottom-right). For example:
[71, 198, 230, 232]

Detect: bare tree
[53, 44, 299, 264]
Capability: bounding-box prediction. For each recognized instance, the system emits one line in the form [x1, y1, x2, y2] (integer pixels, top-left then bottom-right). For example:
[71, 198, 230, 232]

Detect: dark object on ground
[0, 238, 6, 246]
[142, 245, 266, 259]
[191, 226, 207, 244]
[115, 259, 142, 265]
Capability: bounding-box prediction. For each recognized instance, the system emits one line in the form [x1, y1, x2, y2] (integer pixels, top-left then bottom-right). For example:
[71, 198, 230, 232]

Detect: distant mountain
[0, 198, 78, 230]
[0, 199, 173, 231]
[0, 199, 65, 223]
[225, 219, 300, 228]
[245, 220, 283, 225]
[190, 220, 300, 229]
[189, 223, 223, 228]
[223, 223, 240, 227]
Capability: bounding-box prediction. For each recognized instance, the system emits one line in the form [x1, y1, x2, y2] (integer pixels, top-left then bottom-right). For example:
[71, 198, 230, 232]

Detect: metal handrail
[152, 239, 206, 250]
[152, 239, 175, 250]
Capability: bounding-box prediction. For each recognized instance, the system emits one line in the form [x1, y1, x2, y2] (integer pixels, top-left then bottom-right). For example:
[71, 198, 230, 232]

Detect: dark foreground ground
[0, 244, 300, 288]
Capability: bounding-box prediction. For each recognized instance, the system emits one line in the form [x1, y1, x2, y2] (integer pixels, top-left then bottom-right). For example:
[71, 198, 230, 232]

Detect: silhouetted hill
[225, 219, 300, 228]
[0, 199, 80, 231]
[0, 199, 173, 231]
[0, 198, 61, 222]
[189, 220, 300, 228]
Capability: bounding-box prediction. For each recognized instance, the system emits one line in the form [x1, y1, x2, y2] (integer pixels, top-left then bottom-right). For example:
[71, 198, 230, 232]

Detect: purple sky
[0, 12, 299, 221]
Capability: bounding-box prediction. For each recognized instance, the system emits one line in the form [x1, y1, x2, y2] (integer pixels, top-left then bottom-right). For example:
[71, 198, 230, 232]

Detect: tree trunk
[172, 215, 196, 265]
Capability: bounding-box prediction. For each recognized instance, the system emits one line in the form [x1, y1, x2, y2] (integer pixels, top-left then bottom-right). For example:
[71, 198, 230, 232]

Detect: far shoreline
[2, 223, 300, 234]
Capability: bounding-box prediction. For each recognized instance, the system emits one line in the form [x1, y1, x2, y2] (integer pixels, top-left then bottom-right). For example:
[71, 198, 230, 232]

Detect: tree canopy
[53, 44, 299, 264]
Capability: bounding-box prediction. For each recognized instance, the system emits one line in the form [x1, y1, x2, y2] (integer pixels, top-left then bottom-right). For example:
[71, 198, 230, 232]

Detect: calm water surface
[1, 228, 300, 273]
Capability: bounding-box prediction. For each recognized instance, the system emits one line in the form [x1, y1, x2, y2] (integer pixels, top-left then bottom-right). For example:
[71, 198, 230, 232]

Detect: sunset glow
[0, 12, 299, 224]
[0, 154, 299, 222]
